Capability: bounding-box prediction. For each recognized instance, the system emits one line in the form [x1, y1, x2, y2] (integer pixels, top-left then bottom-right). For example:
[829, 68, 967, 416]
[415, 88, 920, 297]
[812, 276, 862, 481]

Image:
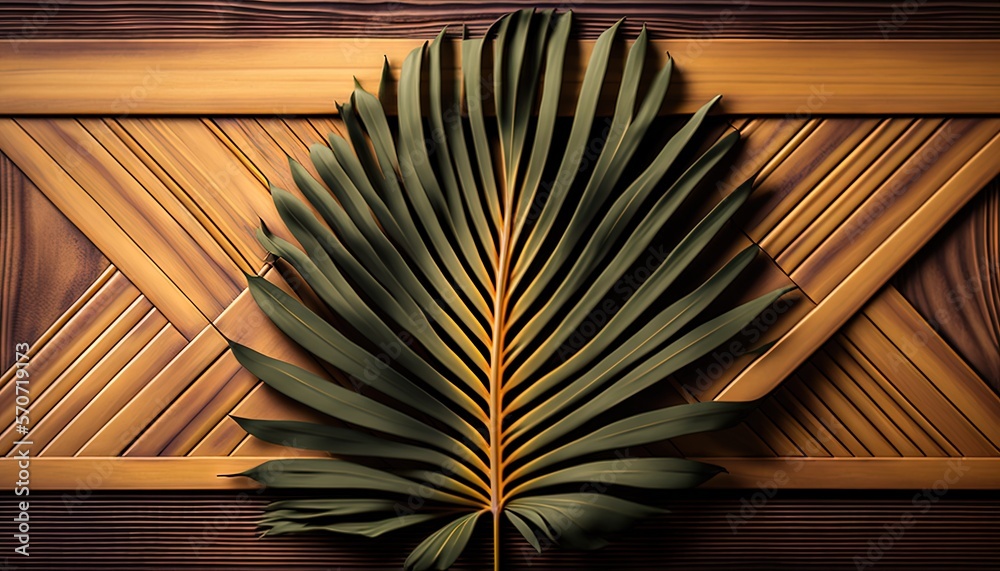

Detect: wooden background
[1, 1, 1000, 569]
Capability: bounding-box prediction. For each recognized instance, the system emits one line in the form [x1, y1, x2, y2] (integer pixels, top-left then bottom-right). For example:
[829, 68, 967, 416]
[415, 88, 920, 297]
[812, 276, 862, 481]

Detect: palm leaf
[229, 9, 795, 570]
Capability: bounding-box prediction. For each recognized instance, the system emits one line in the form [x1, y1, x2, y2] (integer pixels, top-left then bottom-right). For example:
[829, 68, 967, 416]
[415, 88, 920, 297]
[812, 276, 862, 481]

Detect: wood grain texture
[4, 491, 999, 570]
[0, 151, 108, 369]
[718, 122, 1000, 402]
[0, 119, 211, 338]
[3, 39, 1000, 115]
[895, 179, 1000, 391]
[1, 1, 998, 39]
[2, 97, 998, 496]
[4, 456, 999, 490]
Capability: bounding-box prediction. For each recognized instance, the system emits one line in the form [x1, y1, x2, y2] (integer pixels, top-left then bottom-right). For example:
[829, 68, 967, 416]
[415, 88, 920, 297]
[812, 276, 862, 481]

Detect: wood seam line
[716, 124, 1000, 402]
[0, 119, 211, 338]
[0, 263, 116, 382]
[835, 332, 959, 457]
[862, 289, 1000, 450]
[104, 118, 258, 274]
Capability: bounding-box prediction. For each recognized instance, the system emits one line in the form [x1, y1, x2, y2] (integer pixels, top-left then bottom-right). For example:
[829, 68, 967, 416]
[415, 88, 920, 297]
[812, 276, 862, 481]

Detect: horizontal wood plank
[2, 39, 1000, 115]
[5, 456, 997, 489]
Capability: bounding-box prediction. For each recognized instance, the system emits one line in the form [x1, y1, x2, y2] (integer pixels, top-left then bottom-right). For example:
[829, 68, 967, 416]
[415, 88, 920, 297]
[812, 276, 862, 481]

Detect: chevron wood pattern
[2, 38, 1000, 491]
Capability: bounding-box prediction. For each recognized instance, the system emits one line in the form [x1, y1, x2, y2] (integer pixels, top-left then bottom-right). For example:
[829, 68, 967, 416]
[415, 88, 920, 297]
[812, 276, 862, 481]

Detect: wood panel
[718, 123, 1000, 401]
[2, 0, 998, 39]
[2, 26, 1000, 496]
[3, 39, 1000, 115]
[895, 179, 1000, 390]
[3, 115, 1000, 488]
[0, 151, 108, 369]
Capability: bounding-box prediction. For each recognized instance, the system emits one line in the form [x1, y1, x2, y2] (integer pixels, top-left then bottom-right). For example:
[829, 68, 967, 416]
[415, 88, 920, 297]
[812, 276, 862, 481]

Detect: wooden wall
[4, 491, 1000, 570]
[1, 1, 999, 569]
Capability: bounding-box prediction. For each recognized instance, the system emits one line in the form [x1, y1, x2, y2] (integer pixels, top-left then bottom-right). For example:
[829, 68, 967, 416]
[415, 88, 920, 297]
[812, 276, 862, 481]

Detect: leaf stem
[489, 160, 515, 571]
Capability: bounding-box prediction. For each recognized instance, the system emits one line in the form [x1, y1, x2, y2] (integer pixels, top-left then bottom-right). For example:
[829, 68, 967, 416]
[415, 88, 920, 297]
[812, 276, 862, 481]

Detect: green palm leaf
[229, 8, 795, 570]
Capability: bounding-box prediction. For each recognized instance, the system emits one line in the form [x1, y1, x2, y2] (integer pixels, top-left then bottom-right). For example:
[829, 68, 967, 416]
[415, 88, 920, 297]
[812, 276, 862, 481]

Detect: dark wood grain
[0, 151, 109, 370]
[895, 178, 1000, 392]
[0, 1, 998, 39]
[3, 490, 1000, 569]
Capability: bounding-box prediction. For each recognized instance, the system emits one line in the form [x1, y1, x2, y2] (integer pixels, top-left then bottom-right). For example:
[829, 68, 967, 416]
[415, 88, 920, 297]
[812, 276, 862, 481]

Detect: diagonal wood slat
[719, 121, 1000, 401]
[0, 119, 210, 338]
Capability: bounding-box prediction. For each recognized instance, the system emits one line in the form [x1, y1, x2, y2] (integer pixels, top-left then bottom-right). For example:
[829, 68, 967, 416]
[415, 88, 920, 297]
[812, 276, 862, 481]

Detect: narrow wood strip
[836, 334, 957, 457]
[771, 387, 836, 457]
[125, 351, 255, 457]
[749, 118, 881, 243]
[207, 118, 309, 249]
[27, 308, 168, 456]
[0, 119, 209, 337]
[780, 381, 858, 457]
[744, 408, 802, 457]
[0, 263, 115, 384]
[748, 119, 821, 194]
[3, 40, 1000, 115]
[864, 287, 1000, 448]
[5, 457, 997, 490]
[717, 125, 1000, 402]
[3, 302, 159, 456]
[77, 324, 229, 456]
[43, 322, 187, 456]
[843, 314, 997, 456]
[701, 458, 1000, 489]
[113, 118, 271, 269]
[805, 355, 901, 457]
[99, 118, 256, 273]
[281, 117, 330, 150]
[0, 289, 148, 455]
[760, 396, 831, 457]
[813, 346, 924, 457]
[777, 118, 942, 272]
[2, 1, 998, 40]
[757, 398, 817, 457]
[794, 120, 1000, 300]
[763, 119, 913, 257]
[710, 117, 812, 224]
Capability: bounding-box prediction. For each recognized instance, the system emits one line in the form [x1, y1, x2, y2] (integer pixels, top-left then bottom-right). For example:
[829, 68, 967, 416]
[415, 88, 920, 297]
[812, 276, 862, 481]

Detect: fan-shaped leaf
[230, 9, 799, 570]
